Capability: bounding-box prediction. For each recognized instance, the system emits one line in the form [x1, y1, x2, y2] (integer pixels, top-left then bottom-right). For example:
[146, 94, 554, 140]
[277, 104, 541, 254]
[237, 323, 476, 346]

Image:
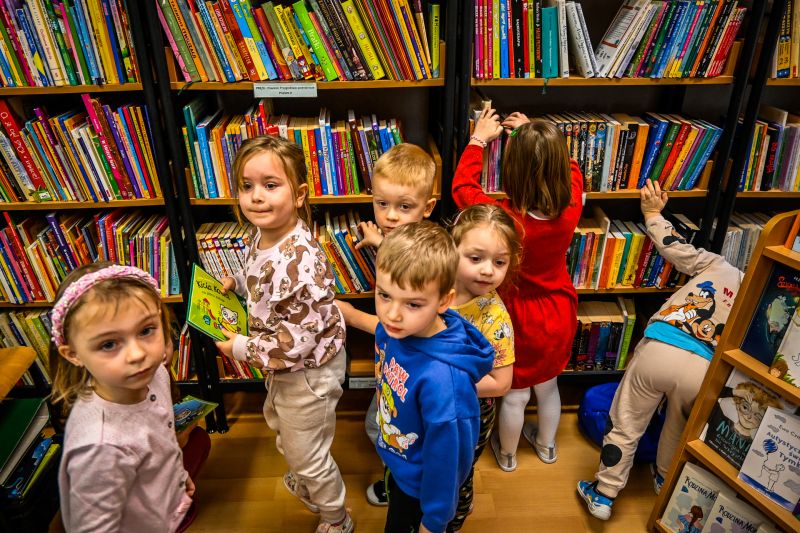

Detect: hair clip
[509, 127, 521, 137]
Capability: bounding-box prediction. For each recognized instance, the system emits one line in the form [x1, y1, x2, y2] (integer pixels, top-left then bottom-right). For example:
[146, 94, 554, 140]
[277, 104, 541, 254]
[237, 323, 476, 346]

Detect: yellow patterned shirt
[452, 291, 515, 368]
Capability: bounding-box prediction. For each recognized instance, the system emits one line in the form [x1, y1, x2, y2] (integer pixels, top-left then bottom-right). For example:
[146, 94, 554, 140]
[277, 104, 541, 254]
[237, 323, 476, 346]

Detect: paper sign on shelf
[253, 82, 318, 98]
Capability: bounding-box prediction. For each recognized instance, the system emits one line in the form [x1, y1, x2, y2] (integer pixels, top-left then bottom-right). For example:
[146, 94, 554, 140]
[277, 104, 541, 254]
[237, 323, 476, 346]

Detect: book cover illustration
[741, 263, 800, 366]
[173, 395, 218, 435]
[186, 264, 248, 342]
[700, 492, 767, 533]
[701, 369, 797, 469]
[661, 461, 734, 533]
[769, 307, 800, 388]
[738, 407, 800, 512]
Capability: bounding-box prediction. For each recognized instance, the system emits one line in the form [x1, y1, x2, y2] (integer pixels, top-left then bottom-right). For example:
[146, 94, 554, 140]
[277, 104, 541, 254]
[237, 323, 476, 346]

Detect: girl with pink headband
[50, 262, 196, 532]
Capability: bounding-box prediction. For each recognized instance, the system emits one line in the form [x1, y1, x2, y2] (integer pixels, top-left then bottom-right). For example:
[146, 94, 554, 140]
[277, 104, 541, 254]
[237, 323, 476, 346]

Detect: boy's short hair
[372, 143, 436, 198]
[376, 221, 458, 297]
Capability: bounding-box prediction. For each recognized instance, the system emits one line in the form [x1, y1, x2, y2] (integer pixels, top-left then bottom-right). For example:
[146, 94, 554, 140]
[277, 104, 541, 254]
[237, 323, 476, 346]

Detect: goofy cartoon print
[659, 280, 725, 345]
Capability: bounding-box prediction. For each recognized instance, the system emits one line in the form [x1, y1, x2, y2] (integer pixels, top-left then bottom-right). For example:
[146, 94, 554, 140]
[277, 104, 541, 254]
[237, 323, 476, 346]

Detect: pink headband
[51, 265, 160, 347]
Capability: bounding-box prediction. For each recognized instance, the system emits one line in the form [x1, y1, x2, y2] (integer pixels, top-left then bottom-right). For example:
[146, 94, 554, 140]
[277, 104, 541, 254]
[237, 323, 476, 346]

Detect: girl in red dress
[452, 109, 583, 470]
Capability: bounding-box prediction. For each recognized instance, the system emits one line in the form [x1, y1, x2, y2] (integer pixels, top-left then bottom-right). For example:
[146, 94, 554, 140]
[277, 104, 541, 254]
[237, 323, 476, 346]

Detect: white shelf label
[253, 82, 318, 98]
[347, 376, 377, 389]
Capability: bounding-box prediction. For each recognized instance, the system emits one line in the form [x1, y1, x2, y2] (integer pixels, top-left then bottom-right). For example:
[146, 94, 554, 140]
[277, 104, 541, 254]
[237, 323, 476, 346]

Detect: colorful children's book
[700, 492, 768, 532]
[770, 307, 800, 388]
[173, 395, 218, 435]
[738, 407, 800, 512]
[661, 461, 734, 533]
[186, 263, 247, 342]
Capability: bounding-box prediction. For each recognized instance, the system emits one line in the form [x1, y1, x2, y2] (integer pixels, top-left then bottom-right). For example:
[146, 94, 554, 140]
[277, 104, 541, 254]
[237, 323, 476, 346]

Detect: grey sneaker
[489, 432, 517, 472]
[316, 512, 354, 533]
[283, 471, 320, 513]
[523, 423, 557, 464]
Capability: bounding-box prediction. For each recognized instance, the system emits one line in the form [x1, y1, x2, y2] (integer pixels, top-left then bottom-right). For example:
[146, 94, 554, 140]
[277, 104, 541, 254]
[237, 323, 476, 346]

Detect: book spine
[293, 0, 336, 80]
[229, 0, 268, 79]
[341, 0, 385, 80]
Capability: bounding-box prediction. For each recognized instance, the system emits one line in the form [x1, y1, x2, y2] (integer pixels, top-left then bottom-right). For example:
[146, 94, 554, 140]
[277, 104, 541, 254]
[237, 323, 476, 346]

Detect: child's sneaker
[522, 423, 557, 464]
[315, 512, 354, 533]
[651, 464, 665, 495]
[577, 480, 614, 521]
[489, 432, 517, 472]
[283, 471, 320, 513]
[365, 479, 388, 506]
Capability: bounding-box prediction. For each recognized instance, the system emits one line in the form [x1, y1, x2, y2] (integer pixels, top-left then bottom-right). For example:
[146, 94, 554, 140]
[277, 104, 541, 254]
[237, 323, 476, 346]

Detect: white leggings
[497, 376, 561, 455]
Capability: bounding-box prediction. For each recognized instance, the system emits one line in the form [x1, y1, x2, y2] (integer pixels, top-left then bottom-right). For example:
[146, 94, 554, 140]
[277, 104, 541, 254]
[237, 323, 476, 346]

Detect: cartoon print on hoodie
[660, 281, 723, 343]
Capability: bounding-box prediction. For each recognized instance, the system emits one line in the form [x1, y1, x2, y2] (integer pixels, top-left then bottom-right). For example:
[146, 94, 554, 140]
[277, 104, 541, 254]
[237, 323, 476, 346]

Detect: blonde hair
[450, 204, 523, 276]
[376, 221, 458, 297]
[233, 135, 311, 225]
[49, 262, 171, 418]
[373, 143, 436, 199]
[502, 119, 572, 218]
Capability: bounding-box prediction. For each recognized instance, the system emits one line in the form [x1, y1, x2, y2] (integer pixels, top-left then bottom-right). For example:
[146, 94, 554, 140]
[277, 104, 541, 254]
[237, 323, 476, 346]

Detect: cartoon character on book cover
[662, 462, 729, 533]
[199, 298, 244, 336]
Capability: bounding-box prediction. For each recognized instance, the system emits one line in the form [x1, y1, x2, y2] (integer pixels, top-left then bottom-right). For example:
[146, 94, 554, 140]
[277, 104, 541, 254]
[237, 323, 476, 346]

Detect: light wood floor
[50, 405, 657, 532]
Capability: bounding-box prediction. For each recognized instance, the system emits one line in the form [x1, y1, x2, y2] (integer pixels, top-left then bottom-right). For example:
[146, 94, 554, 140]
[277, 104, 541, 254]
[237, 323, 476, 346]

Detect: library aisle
[48, 403, 656, 532]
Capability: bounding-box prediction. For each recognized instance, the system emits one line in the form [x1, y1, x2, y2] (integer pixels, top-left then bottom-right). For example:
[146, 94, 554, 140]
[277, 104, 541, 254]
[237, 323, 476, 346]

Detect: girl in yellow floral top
[448, 204, 521, 532]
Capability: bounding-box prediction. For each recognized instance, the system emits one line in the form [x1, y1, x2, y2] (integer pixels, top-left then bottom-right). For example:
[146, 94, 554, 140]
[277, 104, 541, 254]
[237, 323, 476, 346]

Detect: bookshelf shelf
[737, 191, 800, 198]
[0, 295, 183, 308]
[335, 292, 375, 300]
[485, 190, 708, 200]
[0, 83, 143, 95]
[763, 245, 800, 271]
[576, 286, 679, 294]
[190, 193, 440, 206]
[685, 439, 798, 531]
[766, 78, 800, 85]
[721, 349, 800, 405]
[471, 76, 734, 87]
[0, 347, 36, 401]
[170, 79, 445, 91]
[0, 199, 165, 211]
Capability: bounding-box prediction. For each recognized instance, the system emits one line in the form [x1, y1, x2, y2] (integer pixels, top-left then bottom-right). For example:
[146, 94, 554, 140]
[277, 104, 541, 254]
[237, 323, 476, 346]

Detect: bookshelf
[647, 209, 800, 533]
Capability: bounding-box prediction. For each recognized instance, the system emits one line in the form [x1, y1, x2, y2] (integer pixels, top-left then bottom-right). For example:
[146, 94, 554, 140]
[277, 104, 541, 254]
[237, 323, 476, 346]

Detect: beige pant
[595, 338, 710, 498]
[263, 350, 347, 522]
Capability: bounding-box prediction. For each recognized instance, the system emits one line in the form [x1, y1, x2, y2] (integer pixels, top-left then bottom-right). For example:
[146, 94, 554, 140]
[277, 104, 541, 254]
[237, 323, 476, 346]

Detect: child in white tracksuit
[578, 180, 744, 521]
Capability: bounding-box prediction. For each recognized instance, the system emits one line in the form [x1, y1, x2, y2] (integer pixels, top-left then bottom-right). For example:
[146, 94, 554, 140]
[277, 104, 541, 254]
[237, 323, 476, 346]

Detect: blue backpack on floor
[577, 382, 666, 463]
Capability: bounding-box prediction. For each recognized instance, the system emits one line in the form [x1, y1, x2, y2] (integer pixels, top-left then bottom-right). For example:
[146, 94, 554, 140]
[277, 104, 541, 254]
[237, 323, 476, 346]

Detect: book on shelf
[770, 0, 799, 79]
[770, 307, 799, 388]
[567, 297, 635, 371]
[0, 433, 59, 501]
[172, 322, 194, 382]
[315, 209, 376, 294]
[719, 212, 771, 272]
[0, 310, 52, 383]
[186, 263, 248, 342]
[183, 99, 402, 199]
[738, 406, 800, 512]
[173, 395, 218, 435]
[741, 262, 800, 366]
[160, 0, 441, 83]
[700, 491, 770, 532]
[0, 397, 49, 486]
[736, 106, 800, 193]
[0, 0, 138, 87]
[660, 461, 736, 533]
[700, 368, 798, 470]
[473, 0, 744, 80]
[785, 212, 800, 253]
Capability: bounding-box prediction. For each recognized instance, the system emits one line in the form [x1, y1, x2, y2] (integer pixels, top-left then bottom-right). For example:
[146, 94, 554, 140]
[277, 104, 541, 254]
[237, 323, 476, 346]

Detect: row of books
[0, 96, 161, 204]
[717, 211, 771, 272]
[0, 310, 51, 383]
[0, 210, 179, 305]
[771, 0, 800, 79]
[0, 0, 138, 87]
[184, 99, 403, 199]
[159, 0, 440, 83]
[737, 105, 800, 192]
[566, 296, 637, 372]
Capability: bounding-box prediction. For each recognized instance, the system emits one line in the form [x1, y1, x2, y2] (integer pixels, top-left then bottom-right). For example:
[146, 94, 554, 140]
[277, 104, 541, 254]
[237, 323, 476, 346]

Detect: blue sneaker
[651, 464, 665, 495]
[577, 480, 614, 521]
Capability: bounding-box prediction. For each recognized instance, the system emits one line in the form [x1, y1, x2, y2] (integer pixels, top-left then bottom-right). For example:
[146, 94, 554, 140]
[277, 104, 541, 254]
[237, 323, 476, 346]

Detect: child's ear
[295, 183, 309, 207]
[423, 198, 437, 218]
[437, 288, 455, 313]
[57, 345, 83, 367]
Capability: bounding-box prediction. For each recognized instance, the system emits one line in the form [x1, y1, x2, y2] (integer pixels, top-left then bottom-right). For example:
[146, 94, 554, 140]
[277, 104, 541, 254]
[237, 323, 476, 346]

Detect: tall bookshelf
[449, 0, 771, 382]
[647, 209, 800, 532]
[144, 0, 458, 431]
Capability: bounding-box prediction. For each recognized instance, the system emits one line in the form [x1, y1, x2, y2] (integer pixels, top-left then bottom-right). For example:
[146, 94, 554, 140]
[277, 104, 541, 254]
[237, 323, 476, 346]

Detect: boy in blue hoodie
[369, 221, 495, 533]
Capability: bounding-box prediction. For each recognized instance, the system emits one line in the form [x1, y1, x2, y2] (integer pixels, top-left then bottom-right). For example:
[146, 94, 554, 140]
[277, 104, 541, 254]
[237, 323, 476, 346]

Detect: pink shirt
[59, 365, 192, 532]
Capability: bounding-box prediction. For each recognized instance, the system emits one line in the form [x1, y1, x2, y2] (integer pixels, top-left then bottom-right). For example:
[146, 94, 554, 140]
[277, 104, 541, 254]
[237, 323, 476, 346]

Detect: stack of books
[184, 99, 403, 199]
[567, 296, 636, 371]
[472, 0, 743, 79]
[0, 96, 161, 204]
[159, 0, 441, 83]
[0, 0, 138, 87]
[717, 211, 771, 272]
[0, 312, 51, 383]
[736, 106, 800, 193]
[771, 0, 800, 79]
[0, 210, 179, 305]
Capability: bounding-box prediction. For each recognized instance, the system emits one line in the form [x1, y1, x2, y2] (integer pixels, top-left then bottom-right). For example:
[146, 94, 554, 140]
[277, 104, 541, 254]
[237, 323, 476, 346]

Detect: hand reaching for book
[502, 112, 530, 131]
[640, 180, 668, 221]
[471, 108, 503, 146]
[356, 221, 383, 249]
[219, 277, 236, 295]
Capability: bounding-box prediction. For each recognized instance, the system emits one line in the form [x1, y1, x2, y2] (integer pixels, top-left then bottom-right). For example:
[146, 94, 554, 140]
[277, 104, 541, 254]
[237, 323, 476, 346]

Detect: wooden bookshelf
[0, 347, 36, 400]
[0, 199, 165, 211]
[576, 286, 680, 294]
[647, 210, 800, 533]
[335, 292, 375, 300]
[0, 83, 143, 95]
[766, 78, 800, 85]
[472, 76, 734, 87]
[737, 191, 800, 198]
[0, 295, 183, 308]
[171, 79, 445, 91]
[485, 190, 709, 200]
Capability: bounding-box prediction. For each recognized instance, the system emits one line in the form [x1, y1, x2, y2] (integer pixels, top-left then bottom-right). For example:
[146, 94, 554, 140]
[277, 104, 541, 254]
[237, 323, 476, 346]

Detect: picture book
[186, 264, 248, 342]
[784, 211, 800, 252]
[738, 407, 800, 512]
[661, 461, 735, 533]
[770, 307, 800, 388]
[741, 263, 800, 366]
[173, 395, 218, 435]
[700, 492, 768, 533]
[700, 368, 797, 469]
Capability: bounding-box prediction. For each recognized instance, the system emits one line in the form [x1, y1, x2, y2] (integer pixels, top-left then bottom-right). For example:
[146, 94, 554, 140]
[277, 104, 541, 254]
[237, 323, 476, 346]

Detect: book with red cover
[0, 100, 51, 201]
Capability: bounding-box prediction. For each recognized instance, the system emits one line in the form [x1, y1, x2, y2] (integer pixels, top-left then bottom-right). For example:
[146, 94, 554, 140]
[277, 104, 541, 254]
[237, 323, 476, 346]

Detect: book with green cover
[186, 264, 248, 342]
[173, 395, 218, 434]
[0, 397, 48, 485]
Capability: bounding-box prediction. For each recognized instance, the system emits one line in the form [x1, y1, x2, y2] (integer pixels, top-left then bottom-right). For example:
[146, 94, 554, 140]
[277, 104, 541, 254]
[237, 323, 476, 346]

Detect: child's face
[239, 152, 307, 239]
[58, 296, 167, 404]
[372, 176, 435, 236]
[375, 271, 453, 339]
[456, 225, 510, 300]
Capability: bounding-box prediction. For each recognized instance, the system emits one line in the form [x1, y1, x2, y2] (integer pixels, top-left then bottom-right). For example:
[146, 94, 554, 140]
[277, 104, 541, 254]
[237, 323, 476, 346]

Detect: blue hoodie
[374, 309, 494, 533]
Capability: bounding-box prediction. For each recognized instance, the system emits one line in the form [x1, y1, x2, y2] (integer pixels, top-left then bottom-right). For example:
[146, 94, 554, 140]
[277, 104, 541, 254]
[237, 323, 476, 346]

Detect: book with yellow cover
[187, 264, 248, 342]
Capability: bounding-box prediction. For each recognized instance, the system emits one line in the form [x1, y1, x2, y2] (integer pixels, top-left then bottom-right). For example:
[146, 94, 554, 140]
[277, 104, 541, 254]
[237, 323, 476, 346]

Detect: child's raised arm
[336, 300, 379, 334]
[453, 109, 504, 209]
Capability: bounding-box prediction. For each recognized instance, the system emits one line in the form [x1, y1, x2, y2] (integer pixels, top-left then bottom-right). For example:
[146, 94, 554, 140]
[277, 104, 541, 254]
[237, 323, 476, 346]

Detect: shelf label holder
[253, 82, 318, 98]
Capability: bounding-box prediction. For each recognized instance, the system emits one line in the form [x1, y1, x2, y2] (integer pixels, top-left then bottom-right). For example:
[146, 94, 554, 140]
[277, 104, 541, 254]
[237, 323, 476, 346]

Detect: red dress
[453, 145, 583, 388]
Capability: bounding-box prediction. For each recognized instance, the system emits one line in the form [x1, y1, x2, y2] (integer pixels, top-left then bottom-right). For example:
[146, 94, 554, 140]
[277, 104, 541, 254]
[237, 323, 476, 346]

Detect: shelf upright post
[439, 0, 458, 208]
[451, 0, 475, 218]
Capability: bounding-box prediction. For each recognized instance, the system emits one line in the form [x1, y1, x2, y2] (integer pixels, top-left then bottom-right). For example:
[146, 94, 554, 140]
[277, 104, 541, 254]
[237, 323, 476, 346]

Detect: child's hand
[220, 277, 236, 295]
[215, 329, 237, 358]
[641, 180, 668, 220]
[502, 112, 530, 131]
[185, 475, 195, 498]
[336, 300, 356, 324]
[471, 108, 503, 145]
[356, 221, 383, 249]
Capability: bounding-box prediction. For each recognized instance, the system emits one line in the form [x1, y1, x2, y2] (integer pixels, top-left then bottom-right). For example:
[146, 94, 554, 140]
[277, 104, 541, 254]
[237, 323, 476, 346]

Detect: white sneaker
[315, 512, 354, 533]
[523, 423, 557, 464]
[489, 432, 517, 472]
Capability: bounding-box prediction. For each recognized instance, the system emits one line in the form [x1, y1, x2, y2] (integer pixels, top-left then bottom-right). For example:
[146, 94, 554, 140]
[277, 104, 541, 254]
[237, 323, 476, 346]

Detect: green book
[43, 0, 78, 85]
[64, 4, 91, 84]
[173, 395, 218, 434]
[0, 397, 48, 485]
[615, 297, 637, 370]
[292, 0, 338, 81]
[647, 117, 681, 182]
[611, 220, 632, 286]
[187, 264, 248, 342]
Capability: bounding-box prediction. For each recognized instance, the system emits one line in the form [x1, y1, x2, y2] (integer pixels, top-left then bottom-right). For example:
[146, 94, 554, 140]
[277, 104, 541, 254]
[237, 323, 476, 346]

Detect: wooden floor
[50, 401, 656, 532]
